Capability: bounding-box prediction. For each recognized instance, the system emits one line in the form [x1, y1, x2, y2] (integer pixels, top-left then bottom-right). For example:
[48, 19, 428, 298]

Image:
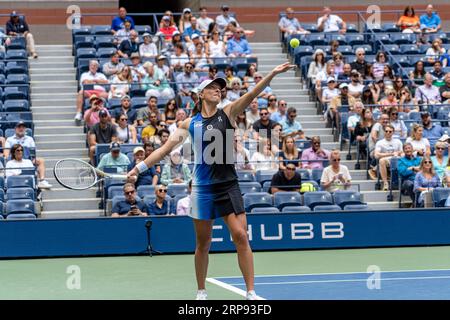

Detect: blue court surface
[208, 269, 450, 300]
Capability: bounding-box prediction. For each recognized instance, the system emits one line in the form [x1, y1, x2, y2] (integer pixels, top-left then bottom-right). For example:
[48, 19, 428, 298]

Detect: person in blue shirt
[226, 28, 252, 57]
[111, 7, 135, 34]
[128, 147, 159, 187]
[420, 5, 441, 34]
[421, 111, 444, 140]
[280, 107, 305, 139]
[183, 16, 203, 43]
[398, 143, 422, 204]
[111, 183, 148, 217]
[147, 185, 170, 215]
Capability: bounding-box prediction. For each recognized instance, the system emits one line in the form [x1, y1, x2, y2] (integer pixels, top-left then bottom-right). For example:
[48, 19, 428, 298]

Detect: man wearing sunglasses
[270, 162, 302, 194]
[111, 183, 147, 218]
[301, 136, 331, 170]
[176, 62, 199, 97]
[350, 48, 368, 78]
[215, 5, 239, 34]
[320, 149, 352, 192]
[374, 124, 404, 190]
[252, 107, 276, 140]
[226, 27, 252, 58]
[398, 143, 422, 205]
[147, 185, 170, 215]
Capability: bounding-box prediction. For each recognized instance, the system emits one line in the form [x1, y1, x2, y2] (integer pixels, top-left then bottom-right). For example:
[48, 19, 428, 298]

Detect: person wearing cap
[215, 5, 239, 34]
[176, 62, 199, 97]
[307, 49, 326, 82]
[142, 61, 175, 100]
[117, 30, 139, 59]
[111, 95, 137, 125]
[4, 124, 52, 189]
[129, 52, 146, 82]
[197, 7, 214, 37]
[226, 28, 252, 57]
[88, 110, 118, 165]
[350, 48, 368, 78]
[187, 33, 204, 57]
[163, 30, 184, 57]
[321, 77, 339, 108]
[6, 11, 37, 58]
[84, 95, 110, 129]
[97, 142, 130, 173]
[315, 60, 336, 102]
[127, 147, 159, 187]
[75, 60, 109, 123]
[161, 150, 192, 185]
[348, 70, 364, 99]
[155, 55, 171, 79]
[102, 52, 125, 79]
[160, 15, 179, 41]
[111, 183, 148, 218]
[184, 16, 203, 43]
[139, 32, 158, 58]
[111, 7, 135, 34]
[179, 8, 193, 34]
[128, 61, 295, 300]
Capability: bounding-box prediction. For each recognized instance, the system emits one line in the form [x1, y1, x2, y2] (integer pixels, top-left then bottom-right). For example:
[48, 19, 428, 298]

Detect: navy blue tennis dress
[188, 108, 245, 220]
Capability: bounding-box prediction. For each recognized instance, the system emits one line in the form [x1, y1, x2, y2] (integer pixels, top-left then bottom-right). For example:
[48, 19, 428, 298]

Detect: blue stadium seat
[5, 49, 27, 60]
[311, 168, 324, 184]
[6, 188, 35, 201]
[135, 25, 152, 35]
[0, 176, 4, 191]
[95, 36, 115, 49]
[92, 25, 112, 35]
[396, 56, 411, 67]
[76, 48, 97, 60]
[4, 127, 32, 138]
[296, 169, 311, 181]
[333, 190, 364, 209]
[346, 34, 365, 46]
[295, 140, 311, 150]
[346, 24, 358, 33]
[4, 100, 30, 112]
[6, 175, 35, 189]
[327, 34, 347, 45]
[170, 194, 185, 214]
[273, 191, 302, 209]
[313, 204, 342, 212]
[400, 44, 419, 55]
[382, 44, 400, 55]
[391, 33, 414, 45]
[97, 47, 117, 58]
[167, 184, 189, 197]
[0, 214, 3, 220]
[6, 61, 28, 74]
[382, 23, 400, 33]
[303, 191, 333, 209]
[107, 98, 122, 110]
[429, 32, 448, 44]
[250, 207, 280, 214]
[0, 189, 5, 202]
[131, 97, 148, 110]
[281, 206, 311, 213]
[107, 185, 124, 200]
[344, 204, 369, 211]
[142, 195, 157, 208]
[72, 26, 92, 36]
[432, 188, 450, 207]
[238, 181, 261, 194]
[255, 170, 278, 184]
[237, 170, 255, 182]
[366, 24, 382, 33]
[306, 34, 326, 46]
[5, 199, 35, 216]
[74, 35, 96, 50]
[371, 33, 391, 44]
[355, 44, 373, 55]
[6, 74, 29, 85]
[338, 45, 353, 56]
[243, 192, 273, 212]
[302, 23, 319, 33]
[293, 46, 313, 65]
[6, 213, 36, 220]
[313, 45, 330, 55]
[7, 37, 26, 50]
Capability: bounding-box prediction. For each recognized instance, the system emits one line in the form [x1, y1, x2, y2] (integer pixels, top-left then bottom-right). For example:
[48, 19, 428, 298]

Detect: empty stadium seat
[382, 44, 400, 55]
[0, 189, 4, 202]
[5, 199, 35, 216]
[131, 97, 148, 110]
[92, 25, 112, 35]
[274, 191, 302, 209]
[74, 35, 96, 49]
[7, 37, 26, 50]
[346, 34, 365, 46]
[250, 207, 280, 214]
[6, 175, 35, 189]
[137, 185, 156, 198]
[6, 61, 28, 74]
[382, 23, 400, 33]
[313, 205, 342, 212]
[303, 191, 333, 209]
[239, 181, 261, 194]
[333, 190, 364, 209]
[355, 44, 373, 55]
[400, 44, 419, 55]
[6, 213, 36, 220]
[296, 169, 311, 181]
[95, 36, 115, 49]
[391, 33, 414, 45]
[243, 192, 273, 212]
[255, 170, 278, 184]
[311, 168, 324, 184]
[135, 25, 152, 35]
[6, 74, 29, 85]
[237, 170, 255, 182]
[97, 47, 117, 58]
[281, 206, 311, 213]
[72, 26, 92, 36]
[306, 34, 326, 46]
[167, 184, 189, 197]
[76, 48, 96, 60]
[6, 188, 35, 201]
[371, 33, 391, 44]
[3, 100, 29, 112]
[107, 185, 124, 200]
[3, 86, 28, 100]
[6, 49, 27, 60]
[343, 204, 369, 211]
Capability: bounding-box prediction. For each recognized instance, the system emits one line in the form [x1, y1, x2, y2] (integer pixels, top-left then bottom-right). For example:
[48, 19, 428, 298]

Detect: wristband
[136, 161, 149, 174]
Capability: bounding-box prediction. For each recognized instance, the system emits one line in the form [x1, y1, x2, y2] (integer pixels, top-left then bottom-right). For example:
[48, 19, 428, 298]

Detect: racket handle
[109, 174, 128, 181]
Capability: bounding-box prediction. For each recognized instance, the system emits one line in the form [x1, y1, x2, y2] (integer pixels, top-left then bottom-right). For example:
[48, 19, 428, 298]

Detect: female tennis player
[127, 62, 295, 300]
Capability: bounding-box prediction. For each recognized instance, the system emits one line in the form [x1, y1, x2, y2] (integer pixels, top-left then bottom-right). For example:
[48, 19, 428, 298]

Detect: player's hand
[127, 167, 139, 180]
[272, 62, 296, 75]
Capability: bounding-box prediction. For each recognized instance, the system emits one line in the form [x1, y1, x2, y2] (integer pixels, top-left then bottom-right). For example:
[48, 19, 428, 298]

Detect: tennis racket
[53, 158, 128, 190]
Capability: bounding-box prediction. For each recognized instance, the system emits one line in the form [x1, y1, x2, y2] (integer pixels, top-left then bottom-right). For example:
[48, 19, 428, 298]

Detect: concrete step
[32, 106, 76, 113]
[38, 148, 88, 158]
[33, 112, 79, 121]
[31, 86, 75, 94]
[30, 62, 75, 69]
[35, 126, 82, 135]
[30, 56, 74, 63]
[32, 99, 76, 107]
[43, 188, 97, 200]
[32, 92, 77, 100]
[33, 119, 79, 126]
[361, 191, 397, 202]
[303, 128, 333, 135]
[36, 45, 72, 50]
[45, 157, 90, 168]
[31, 74, 75, 81]
[41, 210, 104, 219]
[301, 121, 332, 129]
[35, 133, 86, 143]
[31, 80, 78, 87]
[37, 50, 73, 57]
[275, 95, 310, 103]
[42, 198, 100, 211]
[37, 140, 86, 149]
[270, 83, 303, 90]
[30, 68, 76, 75]
[366, 202, 402, 210]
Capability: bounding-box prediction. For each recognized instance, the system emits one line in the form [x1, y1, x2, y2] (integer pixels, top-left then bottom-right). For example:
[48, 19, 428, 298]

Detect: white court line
[206, 277, 266, 300]
[214, 268, 450, 280]
[225, 275, 450, 286]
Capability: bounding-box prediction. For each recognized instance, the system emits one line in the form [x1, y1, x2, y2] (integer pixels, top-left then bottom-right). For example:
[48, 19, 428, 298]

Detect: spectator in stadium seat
[111, 7, 135, 34]
[190, 41, 210, 71]
[381, 65, 395, 88]
[374, 124, 404, 190]
[111, 183, 148, 218]
[75, 60, 109, 123]
[251, 73, 273, 106]
[155, 55, 171, 79]
[88, 110, 118, 164]
[389, 107, 408, 139]
[351, 48, 368, 78]
[315, 61, 336, 101]
[398, 87, 419, 114]
[332, 52, 344, 75]
[159, 15, 178, 41]
[250, 138, 278, 172]
[102, 52, 125, 79]
[361, 84, 379, 107]
[380, 89, 399, 112]
[147, 185, 170, 215]
[431, 61, 446, 87]
[215, 5, 239, 34]
[270, 162, 302, 194]
[426, 39, 446, 65]
[97, 142, 130, 173]
[245, 98, 260, 126]
[163, 31, 184, 58]
[278, 136, 301, 170]
[5, 127, 52, 189]
[406, 123, 431, 157]
[178, 8, 193, 34]
[373, 52, 388, 81]
[0, 30, 11, 52]
[226, 78, 243, 102]
[114, 19, 132, 45]
[168, 109, 187, 135]
[243, 64, 257, 91]
[141, 61, 174, 99]
[347, 101, 364, 135]
[317, 7, 347, 34]
[108, 65, 131, 99]
[398, 142, 422, 204]
[420, 111, 444, 141]
[440, 73, 450, 103]
[111, 95, 137, 125]
[140, 112, 159, 142]
[160, 99, 178, 126]
[161, 150, 192, 185]
[234, 112, 252, 138]
[6, 11, 37, 58]
[84, 95, 110, 129]
[270, 100, 287, 123]
[226, 28, 252, 57]
[414, 156, 441, 207]
[321, 77, 340, 109]
[129, 52, 146, 82]
[171, 44, 190, 72]
[265, 94, 277, 115]
[137, 96, 160, 126]
[415, 73, 442, 104]
[431, 141, 448, 180]
[338, 63, 352, 82]
[149, 129, 170, 154]
[278, 7, 310, 38]
[348, 70, 364, 99]
[177, 180, 192, 215]
[280, 107, 305, 140]
[184, 16, 202, 43]
[301, 136, 330, 170]
[409, 61, 426, 90]
[420, 4, 441, 34]
[307, 49, 326, 82]
[252, 107, 276, 141]
[207, 30, 227, 59]
[369, 112, 390, 161]
[197, 7, 214, 37]
[128, 147, 158, 187]
[186, 34, 204, 57]
[320, 149, 352, 192]
[234, 133, 252, 170]
[396, 6, 421, 34]
[117, 30, 139, 59]
[114, 113, 137, 144]
[329, 83, 356, 122]
[355, 108, 375, 158]
[176, 62, 199, 96]
[393, 76, 407, 99]
[139, 33, 158, 58]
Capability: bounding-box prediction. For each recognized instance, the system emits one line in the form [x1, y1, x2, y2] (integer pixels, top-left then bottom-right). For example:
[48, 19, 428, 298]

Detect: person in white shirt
[374, 124, 404, 190]
[250, 139, 278, 172]
[170, 43, 190, 72]
[320, 149, 352, 193]
[405, 123, 431, 157]
[347, 102, 364, 135]
[215, 5, 239, 34]
[415, 73, 442, 104]
[246, 99, 260, 126]
[321, 77, 340, 106]
[75, 60, 109, 123]
[176, 180, 192, 215]
[168, 109, 187, 135]
[348, 70, 365, 99]
[207, 30, 227, 58]
[197, 7, 214, 37]
[317, 7, 347, 34]
[139, 33, 158, 58]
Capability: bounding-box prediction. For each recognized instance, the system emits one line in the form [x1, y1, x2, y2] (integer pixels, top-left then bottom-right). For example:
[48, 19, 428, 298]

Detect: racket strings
[54, 160, 97, 189]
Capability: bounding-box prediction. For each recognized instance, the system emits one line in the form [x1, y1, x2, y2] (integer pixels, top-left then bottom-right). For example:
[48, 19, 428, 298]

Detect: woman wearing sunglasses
[431, 141, 448, 180]
[114, 113, 137, 144]
[128, 62, 295, 300]
[414, 156, 441, 207]
[320, 149, 352, 193]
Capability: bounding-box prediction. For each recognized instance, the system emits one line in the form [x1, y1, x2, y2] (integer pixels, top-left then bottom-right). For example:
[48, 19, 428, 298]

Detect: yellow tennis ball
[290, 38, 300, 48]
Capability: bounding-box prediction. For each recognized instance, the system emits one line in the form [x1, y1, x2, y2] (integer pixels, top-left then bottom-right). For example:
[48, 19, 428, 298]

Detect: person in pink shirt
[301, 136, 331, 169]
[160, 15, 178, 41]
[83, 95, 110, 129]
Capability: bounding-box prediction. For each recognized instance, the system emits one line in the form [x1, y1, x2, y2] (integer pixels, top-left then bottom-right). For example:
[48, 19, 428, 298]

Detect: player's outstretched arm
[225, 62, 296, 119]
[127, 118, 190, 178]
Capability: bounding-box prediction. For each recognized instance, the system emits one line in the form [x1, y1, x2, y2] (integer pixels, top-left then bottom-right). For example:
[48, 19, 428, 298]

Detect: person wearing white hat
[128, 61, 295, 301]
[184, 16, 203, 43]
[307, 48, 326, 81]
[139, 32, 158, 58]
[179, 8, 193, 34]
[142, 61, 175, 99]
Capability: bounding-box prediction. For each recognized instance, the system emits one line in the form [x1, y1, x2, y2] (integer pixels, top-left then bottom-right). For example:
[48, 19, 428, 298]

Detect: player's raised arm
[127, 118, 191, 178]
[225, 62, 296, 119]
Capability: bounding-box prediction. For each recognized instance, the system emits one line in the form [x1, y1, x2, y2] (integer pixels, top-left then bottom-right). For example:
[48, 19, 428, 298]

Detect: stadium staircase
[31, 45, 102, 218]
[251, 42, 402, 209]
